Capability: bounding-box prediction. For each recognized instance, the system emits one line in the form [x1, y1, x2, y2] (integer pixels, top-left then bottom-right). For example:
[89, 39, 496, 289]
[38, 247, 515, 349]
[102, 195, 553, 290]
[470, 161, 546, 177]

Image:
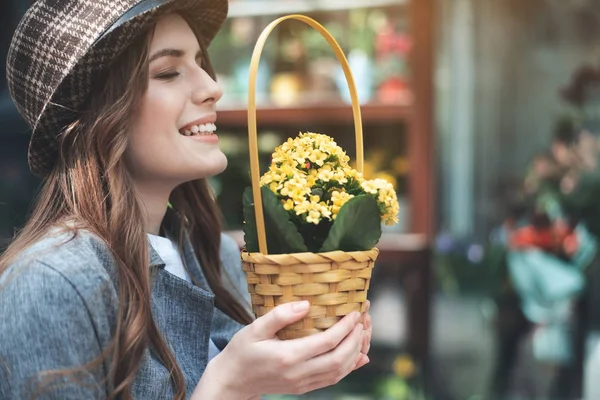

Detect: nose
[190, 67, 223, 106]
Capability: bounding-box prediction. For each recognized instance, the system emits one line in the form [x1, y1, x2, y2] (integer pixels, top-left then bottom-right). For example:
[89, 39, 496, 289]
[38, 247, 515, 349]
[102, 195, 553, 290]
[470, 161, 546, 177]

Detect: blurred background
[3, 0, 600, 399]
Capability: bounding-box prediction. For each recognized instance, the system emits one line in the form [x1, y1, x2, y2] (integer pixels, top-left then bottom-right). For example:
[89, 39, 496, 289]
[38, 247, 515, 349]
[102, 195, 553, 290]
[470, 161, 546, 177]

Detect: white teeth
[181, 123, 217, 136]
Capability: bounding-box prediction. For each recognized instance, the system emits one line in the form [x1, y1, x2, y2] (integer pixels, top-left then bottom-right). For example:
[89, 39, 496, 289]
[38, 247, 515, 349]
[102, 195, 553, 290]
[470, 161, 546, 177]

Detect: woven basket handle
[248, 14, 364, 255]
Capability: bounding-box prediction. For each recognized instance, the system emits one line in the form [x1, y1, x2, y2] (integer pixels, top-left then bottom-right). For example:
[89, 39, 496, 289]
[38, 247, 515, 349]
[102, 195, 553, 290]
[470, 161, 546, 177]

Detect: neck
[134, 181, 174, 235]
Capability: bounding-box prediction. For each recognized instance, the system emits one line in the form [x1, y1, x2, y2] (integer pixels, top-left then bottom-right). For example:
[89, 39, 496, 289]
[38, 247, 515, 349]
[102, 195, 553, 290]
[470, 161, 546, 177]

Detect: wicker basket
[242, 14, 379, 340]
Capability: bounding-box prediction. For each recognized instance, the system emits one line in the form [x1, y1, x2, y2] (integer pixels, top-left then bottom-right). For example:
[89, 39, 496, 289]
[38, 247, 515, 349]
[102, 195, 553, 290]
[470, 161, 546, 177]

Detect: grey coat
[0, 222, 250, 399]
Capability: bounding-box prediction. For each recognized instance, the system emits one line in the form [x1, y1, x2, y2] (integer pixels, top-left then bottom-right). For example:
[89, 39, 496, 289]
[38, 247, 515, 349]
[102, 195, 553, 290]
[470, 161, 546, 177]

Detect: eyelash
[153, 59, 203, 81]
[155, 71, 180, 80]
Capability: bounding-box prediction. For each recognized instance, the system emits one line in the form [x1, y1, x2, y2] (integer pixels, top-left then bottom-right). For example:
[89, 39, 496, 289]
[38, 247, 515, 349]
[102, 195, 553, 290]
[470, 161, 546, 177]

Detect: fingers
[361, 325, 371, 355]
[290, 311, 362, 360]
[249, 301, 310, 340]
[293, 335, 366, 395]
[361, 301, 372, 355]
[360, 313, 372, 355]
[294, 322, 363, 378]
[353, 353, 370, 371]
[363, 300, 371, 328]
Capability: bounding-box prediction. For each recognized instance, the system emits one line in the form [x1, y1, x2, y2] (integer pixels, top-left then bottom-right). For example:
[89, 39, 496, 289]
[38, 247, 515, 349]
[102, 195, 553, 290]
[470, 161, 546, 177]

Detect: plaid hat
[6, 0, 228, 177]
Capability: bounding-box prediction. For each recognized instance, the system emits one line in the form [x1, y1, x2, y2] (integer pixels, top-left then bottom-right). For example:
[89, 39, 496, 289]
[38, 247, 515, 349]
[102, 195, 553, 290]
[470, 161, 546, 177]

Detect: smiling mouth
[179, 123, 217, 136]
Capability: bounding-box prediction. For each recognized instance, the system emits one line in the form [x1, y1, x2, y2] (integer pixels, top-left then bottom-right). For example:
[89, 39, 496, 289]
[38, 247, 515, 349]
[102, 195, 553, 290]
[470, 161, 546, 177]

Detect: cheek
[136, 85, 184, 135]
[128, 86, 184, 161]
[125, 83, 227, 181]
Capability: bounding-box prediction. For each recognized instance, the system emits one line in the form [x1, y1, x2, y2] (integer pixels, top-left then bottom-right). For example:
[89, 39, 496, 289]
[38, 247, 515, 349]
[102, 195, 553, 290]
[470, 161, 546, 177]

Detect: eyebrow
[148, 48, 203, 63]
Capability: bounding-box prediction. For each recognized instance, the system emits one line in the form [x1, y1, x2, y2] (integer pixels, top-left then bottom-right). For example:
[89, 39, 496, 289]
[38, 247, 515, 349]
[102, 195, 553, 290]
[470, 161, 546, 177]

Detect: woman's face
[126, 13, 225, 187]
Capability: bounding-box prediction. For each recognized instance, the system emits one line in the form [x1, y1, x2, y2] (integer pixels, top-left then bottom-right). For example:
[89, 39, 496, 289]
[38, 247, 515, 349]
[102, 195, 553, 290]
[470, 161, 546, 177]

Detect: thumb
[250, 300, 310, 340]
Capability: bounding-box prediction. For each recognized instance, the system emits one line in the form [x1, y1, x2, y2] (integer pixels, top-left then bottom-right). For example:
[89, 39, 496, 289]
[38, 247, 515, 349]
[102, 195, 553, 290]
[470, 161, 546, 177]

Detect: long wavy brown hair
[0, 12, 253, 400]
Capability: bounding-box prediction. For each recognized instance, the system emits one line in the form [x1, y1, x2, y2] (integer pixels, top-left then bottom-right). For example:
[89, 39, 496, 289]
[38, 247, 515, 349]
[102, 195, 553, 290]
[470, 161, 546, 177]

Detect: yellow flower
[293, 148, 312, 165]
[393, 355, 416, 378]
[280, 174, 310, 201]
[303, 197, 333, 224]
[278, 163, 296, 178]
[361, 179, 380, 194]
[294, 200, 310, 216]
[308, 149, 328, 167]
[344, 168, 363, 180]
[307, 169, 318, 186]
[374, 172, 397, 190]
[306, 210, 321, 224]
[361, 178, 400, 226]
[319, 203, 332, 220]
[258, 131, 400, 228]
[391, 156, 410, 175]
[330, 190, 354, 218]
[317, 165, 335, 182]
[272, 150, 299, 169]
[332, 169, 349, 184]
[282, 199, 294, 211]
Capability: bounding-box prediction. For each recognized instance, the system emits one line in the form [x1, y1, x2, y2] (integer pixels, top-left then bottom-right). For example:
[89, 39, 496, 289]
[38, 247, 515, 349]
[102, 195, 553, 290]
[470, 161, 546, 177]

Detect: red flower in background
[509, 215, 578, 258]
[376, 30, 413, 57]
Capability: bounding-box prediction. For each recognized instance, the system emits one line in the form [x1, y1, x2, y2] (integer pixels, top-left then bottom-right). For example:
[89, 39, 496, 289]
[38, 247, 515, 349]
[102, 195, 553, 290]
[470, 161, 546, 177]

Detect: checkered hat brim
[6, 0, 228, 177]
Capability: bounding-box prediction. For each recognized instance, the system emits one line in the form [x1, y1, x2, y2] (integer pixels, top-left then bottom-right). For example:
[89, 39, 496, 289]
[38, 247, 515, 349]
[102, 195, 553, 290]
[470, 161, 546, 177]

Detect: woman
[0, 0, 372, 399]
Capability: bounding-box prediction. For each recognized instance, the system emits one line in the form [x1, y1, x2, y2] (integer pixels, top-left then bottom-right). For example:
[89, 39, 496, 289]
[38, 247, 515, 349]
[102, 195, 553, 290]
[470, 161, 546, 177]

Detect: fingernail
[354, 312, 361, 323]
[292, 300, 310, 313]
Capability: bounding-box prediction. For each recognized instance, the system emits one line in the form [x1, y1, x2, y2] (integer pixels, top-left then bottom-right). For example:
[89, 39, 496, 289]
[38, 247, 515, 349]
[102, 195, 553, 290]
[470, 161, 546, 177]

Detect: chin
[192, 153, 228, 180]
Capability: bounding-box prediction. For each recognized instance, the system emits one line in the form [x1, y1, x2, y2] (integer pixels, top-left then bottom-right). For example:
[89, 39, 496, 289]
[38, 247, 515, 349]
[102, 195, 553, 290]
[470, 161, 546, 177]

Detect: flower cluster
[260, 132, 399, 226]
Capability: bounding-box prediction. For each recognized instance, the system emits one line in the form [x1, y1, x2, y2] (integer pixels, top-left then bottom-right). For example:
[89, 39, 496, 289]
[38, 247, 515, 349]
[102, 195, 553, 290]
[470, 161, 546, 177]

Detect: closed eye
[154, 71, 180, 80]
[149, 48, 203, 80]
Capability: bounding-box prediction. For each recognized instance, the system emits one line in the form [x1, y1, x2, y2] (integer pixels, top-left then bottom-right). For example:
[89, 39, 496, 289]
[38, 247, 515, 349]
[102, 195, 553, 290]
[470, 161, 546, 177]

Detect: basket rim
[241, 247, 379, 261]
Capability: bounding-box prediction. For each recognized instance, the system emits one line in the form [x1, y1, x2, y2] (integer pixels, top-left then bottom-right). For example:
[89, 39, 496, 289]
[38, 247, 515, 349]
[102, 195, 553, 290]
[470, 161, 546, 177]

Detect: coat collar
[148, 244, 165, 269]
[147, 208, 212, 292]
[148, 206, 179, 269]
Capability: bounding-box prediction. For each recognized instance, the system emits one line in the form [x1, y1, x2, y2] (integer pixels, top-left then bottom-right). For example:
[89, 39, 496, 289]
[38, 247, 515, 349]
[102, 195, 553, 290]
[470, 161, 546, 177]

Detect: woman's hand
[193, 300, 369, 399]
[361, 300, 372, 358]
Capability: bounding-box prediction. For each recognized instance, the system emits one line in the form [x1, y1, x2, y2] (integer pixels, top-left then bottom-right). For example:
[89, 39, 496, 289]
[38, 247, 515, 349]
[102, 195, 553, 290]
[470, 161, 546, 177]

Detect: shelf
[217, 102, 412, 126]
[228, 0, 407, 18]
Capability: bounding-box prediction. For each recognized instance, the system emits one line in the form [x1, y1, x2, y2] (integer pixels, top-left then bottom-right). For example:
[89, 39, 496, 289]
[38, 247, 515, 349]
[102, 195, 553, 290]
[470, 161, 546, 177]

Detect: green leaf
[242, 186, 308, 254]
[319, 195, 381, 252]
[296, 218, 333, 253]
[310, 187, 324, 199]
